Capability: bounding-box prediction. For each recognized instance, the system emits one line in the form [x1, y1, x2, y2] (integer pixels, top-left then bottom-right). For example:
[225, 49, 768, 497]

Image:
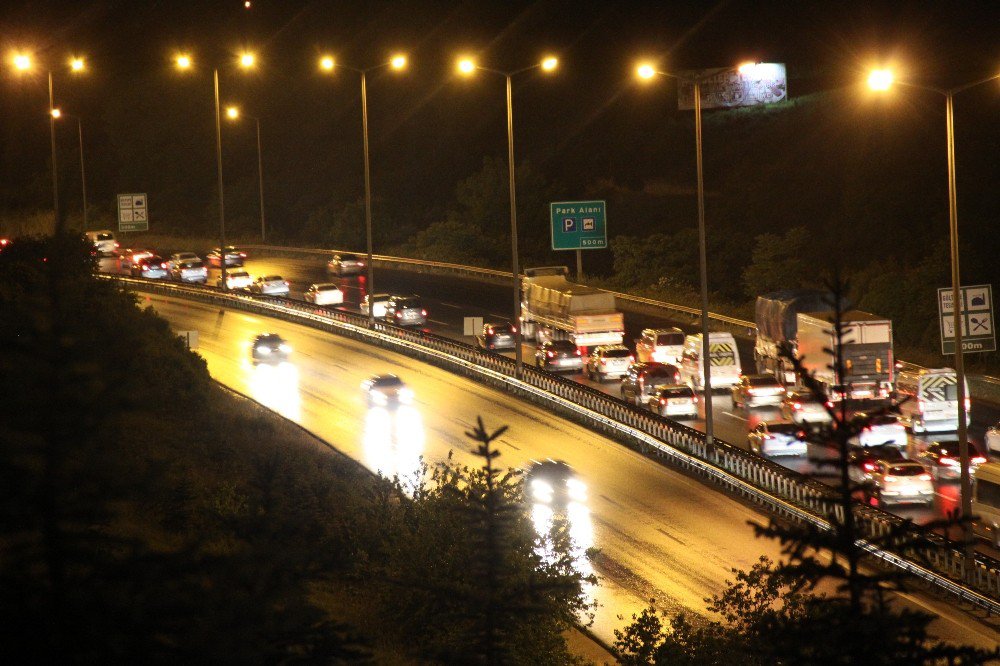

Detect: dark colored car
[847, 445, 906, 484]
[534, 340, 583, 373]
[915, 440, 988, 481]
[619, 362, 680, 406]
[327, 253, 366, 276]
[476, 322, 517, 351]
[384, 295, 427, 327]
[251, 333, 290, 364]
[523, 459, 586, 507]
[130, 255, 169, 279]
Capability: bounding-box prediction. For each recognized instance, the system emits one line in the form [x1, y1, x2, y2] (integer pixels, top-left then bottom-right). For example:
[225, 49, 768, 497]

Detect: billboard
[677, 63, 787, 111]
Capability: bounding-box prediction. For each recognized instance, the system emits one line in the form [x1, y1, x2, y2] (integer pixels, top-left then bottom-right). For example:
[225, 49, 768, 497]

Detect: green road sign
[550, 200, 607, 250]
[938, 284, 995, 354]
[117, 193, 149, 232]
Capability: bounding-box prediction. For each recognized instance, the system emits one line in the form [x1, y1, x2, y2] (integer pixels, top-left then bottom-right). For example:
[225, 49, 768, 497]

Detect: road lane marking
[439, 302, 464, 309]
[428, 319, 451, 327]
[722, 411, 748, 421]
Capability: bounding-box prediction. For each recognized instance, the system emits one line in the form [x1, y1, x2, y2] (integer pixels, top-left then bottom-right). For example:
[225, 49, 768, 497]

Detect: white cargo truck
[520, 267, 624, 349]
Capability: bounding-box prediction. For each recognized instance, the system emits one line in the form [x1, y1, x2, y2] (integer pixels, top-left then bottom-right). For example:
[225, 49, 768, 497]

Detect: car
[360, 293, 392, 319]
[206, 246, 246, 267]
[129, 255, 169, 279]
[635, 327, 685, 365]
[647, 384, 699, 419]
[847, 445, 906, 484]
[915, 440, 988, 482]
[0, 238, 9, 253]
[85, 229, 118, 256]
[384, 294, 427, 327]
[747, 421, 808, 457]
[523, 459, 587, 507]
[218, 270, 253, 290]
[851, 412, 908, 448]
[780, 389, 832, 424]
[118, 248, 155, 272]
[362, 373, 413, 408]
[249, 275, 290, 296]
[476, 321, 518, 351]
[586, 344, 633, 382]
[303, 283, 344, 306]
[327, 252, 366, 276]
[169, 259, 207, 283]
[986, 422, 1000, 455]
[534, 340, 583, 373]
[867, 460, 935, 506]
[168, 251, 200, 266]
[620, 362, 681, 406]
[731, 374, 785, 409]
[251, 333, 290, 364]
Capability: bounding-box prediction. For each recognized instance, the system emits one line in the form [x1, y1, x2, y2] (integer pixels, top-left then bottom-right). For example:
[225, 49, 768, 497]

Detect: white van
[895, 367, 970, 433]
[679, 332, 742, 391]
[972, 462, 1000, 548]
[636, 327, 685, 365]
[85, 229, 118, 256]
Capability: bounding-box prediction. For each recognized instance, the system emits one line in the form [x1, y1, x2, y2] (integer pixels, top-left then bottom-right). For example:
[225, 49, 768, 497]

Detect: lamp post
[869, 68, 1000, 565]
[225, 106, 267, 242]
[176, 52, 256, 290]
[319, 54, 407, 326]
[457, 56, 558, 378]
[637, 63, 737, 455]
[11, 54, 86, 234]
[51, 109, 89, 229]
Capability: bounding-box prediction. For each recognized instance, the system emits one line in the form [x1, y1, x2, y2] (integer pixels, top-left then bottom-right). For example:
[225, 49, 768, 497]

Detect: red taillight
[792, 402, 802, 410]
[239, 252, 246, 257]
[547, 351, 555, 358]
[660, 398, 666, 405]
[600, 358, 606, 365]
[511, 326, 517, 333]
[284, 281, 290, 286]
[487, 327, 494, 334]
[692, 396, 698, 403]
[863, 462, 877, 471]
[825, 401, 833, 408]
[160, 262, 167, 268]
[114, 242, 120, 248]
[973, 456, 987, 464]
[358, 261, 365, 266]
[919, 474, 932, 481]
[575, 349, 581, 356]
[628, 355, 635, 363]
[965, 398, 972, 411]
[939, 456, 954, 466]
[395, 312, 402, 318]
[421, 309, 427, 316]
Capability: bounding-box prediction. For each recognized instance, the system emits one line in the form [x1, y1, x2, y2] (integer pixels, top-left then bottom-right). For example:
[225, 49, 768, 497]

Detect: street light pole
[693, 79, 714, 453]
[48, 70, 61, 233]
[213, 68, 228, 290]
[360, 70, 375, 326]
[254, 117, 266, 242]
[76, 117, 88, 229]
[504, 73, 523, 377]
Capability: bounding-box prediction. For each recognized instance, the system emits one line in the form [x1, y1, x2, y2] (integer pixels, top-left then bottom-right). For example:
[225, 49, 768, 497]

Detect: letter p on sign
[562, 217, 576, 232]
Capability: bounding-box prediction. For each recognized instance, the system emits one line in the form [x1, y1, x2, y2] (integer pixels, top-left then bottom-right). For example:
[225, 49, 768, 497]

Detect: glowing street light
[636, 63, 656, 80]
[240, 52, 255, 69]
[50, 108, 62, 119]
[869, 66, 1000, 567]
[13, 53, 32, 71]
[318, 53, 409, 325]
[70, 57, 85, 72]
[175, 54, 192, 70]
[225, 106, 240, 119]
[455, 55, 559, 376]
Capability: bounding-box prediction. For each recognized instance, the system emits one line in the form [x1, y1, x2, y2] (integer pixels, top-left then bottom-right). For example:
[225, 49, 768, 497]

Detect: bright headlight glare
[371, 391, 388, 405]
[566, 478, 588, 501]
[256, 346, 271, 354]
[531, 479, 554, 502]
[278, 343, 291, 353]
[399, 387, 414, 403]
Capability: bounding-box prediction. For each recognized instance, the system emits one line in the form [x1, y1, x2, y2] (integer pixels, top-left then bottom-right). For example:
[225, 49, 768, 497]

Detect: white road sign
[938, 284, 995, 354]
[118, 193, 149, 232]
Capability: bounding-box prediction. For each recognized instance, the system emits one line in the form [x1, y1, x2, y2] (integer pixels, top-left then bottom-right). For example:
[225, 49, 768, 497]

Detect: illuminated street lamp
[51, 108, 90, 229]
[869, 67, 1000, 565]
[9, 52, 87, 233]
[636, 61, 726, 454]
[175, 52, 256, 289]
[225, 105, 268, 242]
[456, 55, 559, 377]
[318, 53, 408, 326]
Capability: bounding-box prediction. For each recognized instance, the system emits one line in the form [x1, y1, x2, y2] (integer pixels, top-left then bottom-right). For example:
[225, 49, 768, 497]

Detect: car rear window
[888, 465, 925, 476]
[659, 387, 692, 398]
[374, 376, 403, 387]
[317, 284, 339, 291]
[341, 254, 358, 260]
[550, 341, 577, 351]
[643, 367, 677, 379]
[603, 348, 631, 358]
[769, 424, 802, 435]
[180, 261, 203, 268]
[656, 332, 684, 346]
[749, 376, 781, 386]
[869, 415, 899, 426]
[96, 233, 114, 241]
[230, 271, 249, 278]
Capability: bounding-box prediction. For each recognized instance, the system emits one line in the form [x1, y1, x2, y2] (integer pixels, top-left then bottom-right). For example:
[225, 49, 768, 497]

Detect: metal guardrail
[104, 274, 1000, 615]
[241, 244, 999, 402]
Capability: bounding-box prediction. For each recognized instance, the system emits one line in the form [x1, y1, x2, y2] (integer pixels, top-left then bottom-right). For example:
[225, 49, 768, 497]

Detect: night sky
[1, 1, 997, 248]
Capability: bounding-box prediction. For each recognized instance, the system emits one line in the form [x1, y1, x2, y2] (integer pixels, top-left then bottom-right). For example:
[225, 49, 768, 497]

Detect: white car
[304, 283, 344, 306]
[168, 251, 200, 268]
[360, 293, 392, 319]
[780, 390, 832, 424]
[249, 275, 290, 296]
[986, 422, 1000, 454]
[647, 384, 699, 419]
[747, 421, 807, 458]
[869, 460, 935, 506]
[852, 413, 907, 448]
[586, 344, 633, 382]
[218, 270, 253, 290]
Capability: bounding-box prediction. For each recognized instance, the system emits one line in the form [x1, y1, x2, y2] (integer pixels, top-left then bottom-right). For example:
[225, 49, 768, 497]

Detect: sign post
[117, 193, 149, 233]
[549, 200, 607, 280]
[938, 284, 995, 354]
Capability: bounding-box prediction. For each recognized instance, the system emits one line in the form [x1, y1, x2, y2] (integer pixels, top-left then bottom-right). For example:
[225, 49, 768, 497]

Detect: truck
[520, 267, 624, 349]
[754, 290, 894, 401]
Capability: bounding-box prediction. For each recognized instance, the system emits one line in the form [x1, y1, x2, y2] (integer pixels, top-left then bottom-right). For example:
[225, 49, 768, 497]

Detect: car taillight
[825, 401, 833, 408]
[660, 398, 666, 405]
[358, 261, 365, 266]
[421, 309, 427, 316]
[284, 281, 289, 285]
[692, 396, 698, 403]
[114, 242, 119, 248]
[487, 327, 494, 334]
[939, 456, 958, 466]
[511, 326, 517, 333]
[575, 349, 581, 356]
[965, 398, 971, 411]
[884, 475, 897, 482]
[160, 263, 167, 268]
[547, 351, 555, 358]
[628, 355, 635, 363]
[919, 474, 932, 481]
[863, 462, 876, 471]
[973, 456, 987, 464]
[600, 358, 606, 365]
[792, 402, 802, 410]
[395, 312, 402, 318]
[239, 253, 246, 257]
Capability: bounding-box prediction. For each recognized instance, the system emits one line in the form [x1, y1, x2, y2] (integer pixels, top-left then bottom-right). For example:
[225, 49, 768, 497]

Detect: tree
[741, 226, 812, 297]
[361, 416, 595, 664]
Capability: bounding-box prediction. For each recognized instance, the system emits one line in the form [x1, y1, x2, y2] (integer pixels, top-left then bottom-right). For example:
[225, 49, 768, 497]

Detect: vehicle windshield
[256, 335, 283, 344]
[340, 254, 358, 260]
[395, 298, 421, 308]
[888, 465, 925, 476]
[749, 376, 781, 386]
[262, 275, 282, 282]
[373, 375, 403, 388]
[656, 332, 684, 345]
[643, 367, 676, 379]
[603, 348, 631, 358]
[549, 341, 577, 351]
[96, 233, 114, 241]
[316, 284, 339, 291]
[144, 256, 164, 265]
[658, 387, 692, 398]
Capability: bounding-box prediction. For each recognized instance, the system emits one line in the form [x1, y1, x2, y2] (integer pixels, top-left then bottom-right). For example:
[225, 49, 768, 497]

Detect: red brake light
[660, 398, 666, 405]
[160, 263, 167, 268]
[973, 456, 987, 464]
[487, 326, 494, 334]
[421, 309, 427, 316]
[395, 312, 402, 318]
[284, 281, 289, 285]
[939, 456, 954, 465]
[575, 349, 581, 356]
[547, 351, 555, 358]
[239, 252, 246, 257]
[919, 474, 932, 481]
[863, 462, 876, 471]
[792, 402, 802, 410]
[692, 396, 698, 403]
[511, 326, 517, 333]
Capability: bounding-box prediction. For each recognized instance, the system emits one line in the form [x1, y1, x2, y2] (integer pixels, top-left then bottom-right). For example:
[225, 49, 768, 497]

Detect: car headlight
[531, 479, 554, 503]
[256, 345, 271, 354]
[278, 344, 291, 353]
[566, 478, 588, 502]
[371, 391, 388, 405]
[398, 387, 414, 404]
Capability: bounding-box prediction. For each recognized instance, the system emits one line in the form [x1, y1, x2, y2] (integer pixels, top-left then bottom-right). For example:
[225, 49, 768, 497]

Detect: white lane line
[722, 411, 748, 422]
[489, 314, 509, 320]
[428, 319, 451, 327]
[439, 302, 464, 310]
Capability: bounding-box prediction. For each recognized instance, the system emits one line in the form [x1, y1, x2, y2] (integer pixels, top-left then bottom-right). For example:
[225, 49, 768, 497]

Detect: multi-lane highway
[142, 291, 1000, 649]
